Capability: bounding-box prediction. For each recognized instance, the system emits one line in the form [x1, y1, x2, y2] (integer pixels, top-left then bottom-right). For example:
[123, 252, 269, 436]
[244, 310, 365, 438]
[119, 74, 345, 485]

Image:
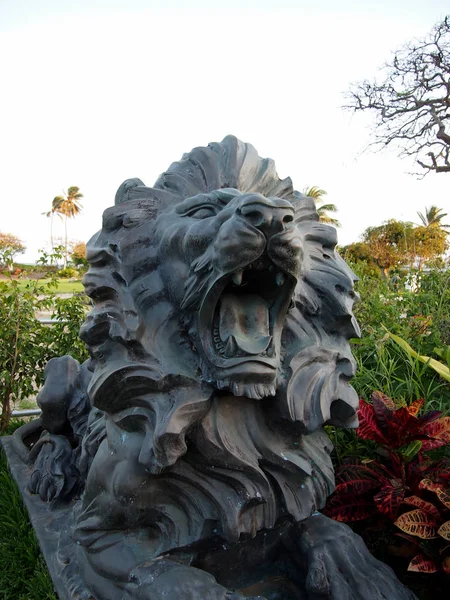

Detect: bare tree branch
[345, 16, 450, 175]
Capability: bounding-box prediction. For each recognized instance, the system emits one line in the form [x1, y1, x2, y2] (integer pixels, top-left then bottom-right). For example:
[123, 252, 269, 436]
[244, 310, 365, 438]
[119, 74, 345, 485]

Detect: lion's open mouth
[198, 255, 296, 372]
[214, 291, 273, 357]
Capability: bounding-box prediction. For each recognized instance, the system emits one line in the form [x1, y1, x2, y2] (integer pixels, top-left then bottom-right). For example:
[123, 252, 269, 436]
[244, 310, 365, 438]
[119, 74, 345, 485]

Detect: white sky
[1, 0, 449, 263]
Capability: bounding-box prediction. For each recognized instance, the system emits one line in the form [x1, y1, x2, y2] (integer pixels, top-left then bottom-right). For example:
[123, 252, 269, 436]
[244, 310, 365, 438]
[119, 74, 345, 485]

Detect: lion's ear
[114, 178, 181, 216]
[115, 178, 147, 204]
[290, 192, 319, 224]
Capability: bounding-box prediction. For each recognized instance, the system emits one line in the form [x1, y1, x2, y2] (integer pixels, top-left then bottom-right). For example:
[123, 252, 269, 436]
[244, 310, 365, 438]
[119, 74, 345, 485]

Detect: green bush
[329, 264, 450, 470]
[0, 251, 89, 433]
[350, 264, 450, 411]
[56, 266, 79, 279]
[13, 263, 59, 276]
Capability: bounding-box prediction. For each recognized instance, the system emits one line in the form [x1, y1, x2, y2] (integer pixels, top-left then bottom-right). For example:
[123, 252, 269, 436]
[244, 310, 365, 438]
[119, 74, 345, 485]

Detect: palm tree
[42, 196, 63, 251]
[303, 186, 341, 227]
[417, 205, 449, 229]
[53, 186, 83, 267]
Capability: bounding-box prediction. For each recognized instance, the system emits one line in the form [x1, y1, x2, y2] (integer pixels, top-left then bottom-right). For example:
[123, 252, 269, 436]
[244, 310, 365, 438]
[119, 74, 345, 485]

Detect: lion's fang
[224, 335, 238, 357]
[276, 272, 285, 287]
[232, 271, 243, 286]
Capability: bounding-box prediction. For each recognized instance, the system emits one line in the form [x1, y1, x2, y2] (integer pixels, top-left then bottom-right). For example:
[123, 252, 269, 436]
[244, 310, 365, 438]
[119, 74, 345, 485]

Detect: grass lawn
[12, 279, 85, 294]
[0, 430, 56, 599]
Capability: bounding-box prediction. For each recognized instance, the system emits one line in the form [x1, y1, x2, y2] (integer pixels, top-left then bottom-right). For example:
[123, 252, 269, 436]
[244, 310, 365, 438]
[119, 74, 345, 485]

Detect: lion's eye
[187, 206, 217, 219]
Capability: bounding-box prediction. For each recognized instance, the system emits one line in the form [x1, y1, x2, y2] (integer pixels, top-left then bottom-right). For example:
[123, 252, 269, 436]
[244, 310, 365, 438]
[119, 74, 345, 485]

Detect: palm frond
[417, 210, 427, 226]
[317, 203, 338, 212]
[303, 186, 327, 200]
[417, 205, 449, 228]
[318, 215, 341, 227]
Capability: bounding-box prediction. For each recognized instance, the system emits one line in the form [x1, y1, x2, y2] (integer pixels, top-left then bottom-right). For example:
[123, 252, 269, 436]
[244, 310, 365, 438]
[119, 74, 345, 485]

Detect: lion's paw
[296, 514, 417, 600]
[28, 434, 78, 501]
[124, 558, 266, 600]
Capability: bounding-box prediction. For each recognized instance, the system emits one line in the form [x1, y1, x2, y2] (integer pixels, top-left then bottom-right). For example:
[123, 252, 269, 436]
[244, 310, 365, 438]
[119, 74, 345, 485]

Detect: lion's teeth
[276, 272, 285, 287]
[232, 271, 243, 286]
[224, 335, 238, 358]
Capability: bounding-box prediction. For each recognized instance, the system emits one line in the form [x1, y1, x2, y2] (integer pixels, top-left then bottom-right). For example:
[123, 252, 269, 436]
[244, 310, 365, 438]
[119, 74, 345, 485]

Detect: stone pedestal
[1, 436, 85, 600]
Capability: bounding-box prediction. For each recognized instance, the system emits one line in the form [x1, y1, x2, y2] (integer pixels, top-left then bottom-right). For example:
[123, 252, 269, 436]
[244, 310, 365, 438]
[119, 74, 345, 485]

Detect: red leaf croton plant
[323, 392, 450, 574]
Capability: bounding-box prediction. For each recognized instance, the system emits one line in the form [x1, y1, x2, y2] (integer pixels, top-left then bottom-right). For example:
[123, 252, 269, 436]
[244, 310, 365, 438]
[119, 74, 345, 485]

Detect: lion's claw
[28, 433, 78, 501]
[123, 559, 265, 600]
[305, 560, 329, 596]
[295, 514, 418, 600]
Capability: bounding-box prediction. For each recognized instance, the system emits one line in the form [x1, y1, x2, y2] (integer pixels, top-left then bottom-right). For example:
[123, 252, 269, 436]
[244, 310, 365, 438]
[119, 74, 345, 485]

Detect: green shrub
[329, 264, 450, 501]
[13, 263, 59, 276]
[349, 264, 450, 411]
[56, 266, 79, 279]
[0, 251, 89, 433]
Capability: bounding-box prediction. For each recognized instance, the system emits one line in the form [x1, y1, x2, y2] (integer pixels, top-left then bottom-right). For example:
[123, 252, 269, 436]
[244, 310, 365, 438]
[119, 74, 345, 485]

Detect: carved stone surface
[9, 136, 417, 599]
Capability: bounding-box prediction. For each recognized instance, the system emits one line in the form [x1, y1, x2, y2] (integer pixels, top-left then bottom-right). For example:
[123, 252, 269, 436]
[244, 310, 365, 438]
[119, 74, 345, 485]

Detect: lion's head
[80, 136, 359, 468]
[136, 185, 304, 400]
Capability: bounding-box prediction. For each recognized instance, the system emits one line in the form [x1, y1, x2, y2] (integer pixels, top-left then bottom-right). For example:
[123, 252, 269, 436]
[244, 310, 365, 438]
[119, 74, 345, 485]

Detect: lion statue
[13, 136, 416, 599]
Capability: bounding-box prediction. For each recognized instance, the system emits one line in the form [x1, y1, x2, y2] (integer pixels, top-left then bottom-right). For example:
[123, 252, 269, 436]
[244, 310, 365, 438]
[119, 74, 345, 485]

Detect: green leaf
[433, 346, 450, 370]
[384, 328, 450, 383]
[399, 440, 422, 462]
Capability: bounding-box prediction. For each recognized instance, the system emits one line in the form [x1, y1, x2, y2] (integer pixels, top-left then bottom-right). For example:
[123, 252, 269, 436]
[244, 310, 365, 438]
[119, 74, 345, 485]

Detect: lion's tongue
[219, 293, 271, 355]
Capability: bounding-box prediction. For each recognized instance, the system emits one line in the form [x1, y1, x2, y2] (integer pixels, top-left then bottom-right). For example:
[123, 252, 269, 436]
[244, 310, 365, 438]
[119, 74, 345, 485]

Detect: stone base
[2, 435, 419, 600]
[1, 436, 89, 600]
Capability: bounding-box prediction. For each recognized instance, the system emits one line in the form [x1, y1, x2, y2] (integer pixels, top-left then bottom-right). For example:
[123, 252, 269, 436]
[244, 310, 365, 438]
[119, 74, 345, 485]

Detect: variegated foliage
[324, 391, 450, 574]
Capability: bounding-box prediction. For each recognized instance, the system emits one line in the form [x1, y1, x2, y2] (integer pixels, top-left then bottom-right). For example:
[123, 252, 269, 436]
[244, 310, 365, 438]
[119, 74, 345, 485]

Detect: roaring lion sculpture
[12, 136, 416, 599]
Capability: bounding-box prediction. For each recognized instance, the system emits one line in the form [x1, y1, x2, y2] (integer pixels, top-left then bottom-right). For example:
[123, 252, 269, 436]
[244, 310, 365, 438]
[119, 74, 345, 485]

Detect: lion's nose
[239, 199, 295, 237]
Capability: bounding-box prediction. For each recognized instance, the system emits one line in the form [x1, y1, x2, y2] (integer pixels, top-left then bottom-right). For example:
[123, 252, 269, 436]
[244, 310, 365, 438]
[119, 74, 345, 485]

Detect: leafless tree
[346, 16, 450, 175]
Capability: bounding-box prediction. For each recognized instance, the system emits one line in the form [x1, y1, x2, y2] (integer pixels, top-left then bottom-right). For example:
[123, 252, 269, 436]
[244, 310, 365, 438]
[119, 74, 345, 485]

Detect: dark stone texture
[7, 136, 418, 599]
